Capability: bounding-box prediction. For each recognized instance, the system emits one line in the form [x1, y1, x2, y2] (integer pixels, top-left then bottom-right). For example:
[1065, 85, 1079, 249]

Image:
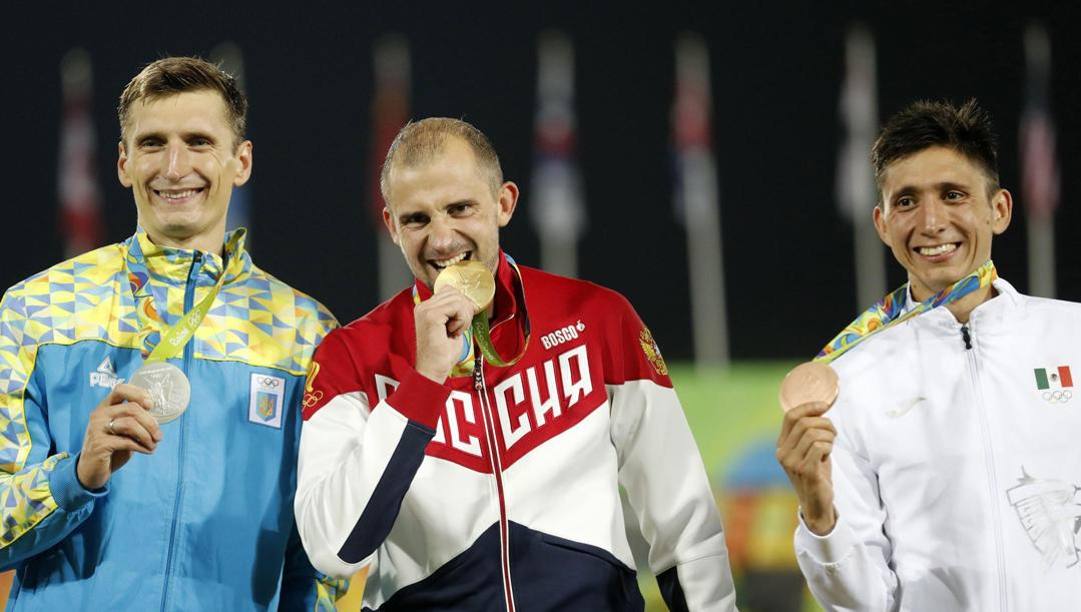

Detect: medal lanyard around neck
[143, 240, 236, 364]
[815, 259, 998, 363]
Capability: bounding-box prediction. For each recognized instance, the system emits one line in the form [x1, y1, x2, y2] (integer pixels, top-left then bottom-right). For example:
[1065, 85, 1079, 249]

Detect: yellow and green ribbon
[144, 233, 239, 363]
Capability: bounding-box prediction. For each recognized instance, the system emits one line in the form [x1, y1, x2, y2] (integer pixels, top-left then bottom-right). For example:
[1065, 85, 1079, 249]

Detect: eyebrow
[444, 199, 476, 209]
[134, 130, 217, 144]
[891, 181, 972, 198]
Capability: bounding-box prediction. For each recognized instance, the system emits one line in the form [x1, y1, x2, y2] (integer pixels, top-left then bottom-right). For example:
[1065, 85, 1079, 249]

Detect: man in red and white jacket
[295, 118, 736, 611]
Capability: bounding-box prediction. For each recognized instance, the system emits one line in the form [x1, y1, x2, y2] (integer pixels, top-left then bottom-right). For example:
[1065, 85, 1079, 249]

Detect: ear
[496, 181, 519, 227]
[990, 188, 1013, 235]
[382, 206, 400, 245]
[872, 203, 892, 247]
[232, 140, 254, 187]
[117, 141, 133, 188]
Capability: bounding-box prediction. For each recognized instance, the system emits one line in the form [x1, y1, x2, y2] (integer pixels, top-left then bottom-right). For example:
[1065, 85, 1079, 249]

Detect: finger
[111, 435, 156, 456]
[779, 401, 830, 441]
[114, 402, 164, 443]
[807, 439, 833, 465]
[781, 416, 836, 450]
[445, 304, 476, 336]
[791, 401, 832, 419]
[107, 414, 158, 452]
[427, 294, 478, 335]
[432, 283, 463, 297]
[792, 427, 835, 461]
[108, 383, 155, 411]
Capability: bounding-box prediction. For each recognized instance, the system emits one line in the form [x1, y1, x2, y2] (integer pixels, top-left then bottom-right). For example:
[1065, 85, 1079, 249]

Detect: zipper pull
[961, 325, 972, 350]
[473, 353, 484, 390]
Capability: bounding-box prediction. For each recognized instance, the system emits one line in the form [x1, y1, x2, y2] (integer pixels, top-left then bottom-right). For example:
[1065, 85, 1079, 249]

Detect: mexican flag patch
[1034, 366, 1073, 390]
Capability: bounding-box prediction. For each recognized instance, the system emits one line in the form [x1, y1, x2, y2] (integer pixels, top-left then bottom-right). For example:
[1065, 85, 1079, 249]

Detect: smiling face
[874, 146, 1012, 300]
[382, 136, 517, 289]
[118, 90, 252, 253]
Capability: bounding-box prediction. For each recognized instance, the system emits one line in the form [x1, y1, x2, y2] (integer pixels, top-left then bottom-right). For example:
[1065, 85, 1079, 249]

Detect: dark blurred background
[5, 0, 1080, 361]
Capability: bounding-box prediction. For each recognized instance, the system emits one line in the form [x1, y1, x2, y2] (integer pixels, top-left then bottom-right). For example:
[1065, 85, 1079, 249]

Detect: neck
[145, 229, 225, 257]
[944, 283, 995, 323]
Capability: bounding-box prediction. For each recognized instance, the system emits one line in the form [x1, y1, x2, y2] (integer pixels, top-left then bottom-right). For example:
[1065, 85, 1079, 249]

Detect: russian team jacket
[296, 252, 736, 611]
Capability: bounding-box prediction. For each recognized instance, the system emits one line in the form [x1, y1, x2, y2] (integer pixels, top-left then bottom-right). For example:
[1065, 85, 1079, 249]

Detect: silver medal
[129, 362, 190, 424]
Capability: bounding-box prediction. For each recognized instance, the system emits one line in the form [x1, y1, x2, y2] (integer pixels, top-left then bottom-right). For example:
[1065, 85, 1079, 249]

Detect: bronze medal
[433, 260, 495, 312]
[778, 361, 839, 413]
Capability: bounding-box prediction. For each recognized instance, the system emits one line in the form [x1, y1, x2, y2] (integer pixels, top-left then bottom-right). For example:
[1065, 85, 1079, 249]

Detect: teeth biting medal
[433, 260, 495, 311]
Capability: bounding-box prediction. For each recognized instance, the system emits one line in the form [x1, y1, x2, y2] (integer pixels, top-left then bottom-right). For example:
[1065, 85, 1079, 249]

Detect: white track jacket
[795, 279, 1081, 611]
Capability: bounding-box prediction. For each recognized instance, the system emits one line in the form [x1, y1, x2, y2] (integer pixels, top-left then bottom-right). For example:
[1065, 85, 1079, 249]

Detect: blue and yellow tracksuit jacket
[0, 229, 343, 610]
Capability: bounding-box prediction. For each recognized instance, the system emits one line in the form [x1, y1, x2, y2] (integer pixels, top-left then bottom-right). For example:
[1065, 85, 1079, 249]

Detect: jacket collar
[124, 227, 252, 298]
[919, 277, 1023, 330]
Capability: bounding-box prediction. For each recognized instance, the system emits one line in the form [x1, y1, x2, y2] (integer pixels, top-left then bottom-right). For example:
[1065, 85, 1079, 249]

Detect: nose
[918, 197, 947, 235]
[426, 215, 457, 251]
[163, 143, 191, 181]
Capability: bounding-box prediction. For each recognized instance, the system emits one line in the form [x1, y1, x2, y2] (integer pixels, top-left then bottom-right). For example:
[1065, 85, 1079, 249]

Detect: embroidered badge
[1006, 468, 1081, 569]
[1034, 365, 1073, 403]
[302, 361, 324, 410]
[249, 373, 285, 428]
[639, 327, 668, 376]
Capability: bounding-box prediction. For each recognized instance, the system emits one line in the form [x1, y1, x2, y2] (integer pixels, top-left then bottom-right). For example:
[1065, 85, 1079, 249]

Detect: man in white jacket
[777, 99, 1081, 611]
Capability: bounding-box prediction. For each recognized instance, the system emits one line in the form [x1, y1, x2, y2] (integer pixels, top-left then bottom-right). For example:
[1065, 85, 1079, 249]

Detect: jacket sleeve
[294, 330, 452, 579]
[0, 289, 106, 568]
[793, 422, 898, 611]
[605, 296, 737, 611]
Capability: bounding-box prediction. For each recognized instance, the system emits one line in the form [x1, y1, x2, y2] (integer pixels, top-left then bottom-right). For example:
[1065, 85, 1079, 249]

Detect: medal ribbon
[144, 234, 239, 364]
[471, 256, 530, 367]
[815, 259, 997, 363]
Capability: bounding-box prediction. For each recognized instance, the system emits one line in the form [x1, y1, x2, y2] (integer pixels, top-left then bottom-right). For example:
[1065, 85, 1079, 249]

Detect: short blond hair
[380, 117, 503, 206]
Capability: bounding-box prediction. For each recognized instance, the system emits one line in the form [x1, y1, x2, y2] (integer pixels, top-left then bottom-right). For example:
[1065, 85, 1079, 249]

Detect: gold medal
[779, 361, 839, 413]
[433, 260, 495, 312]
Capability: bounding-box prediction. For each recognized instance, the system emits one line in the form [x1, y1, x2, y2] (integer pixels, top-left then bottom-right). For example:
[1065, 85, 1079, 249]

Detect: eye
[138, 137, 164, 149]
[448, 203, 472, 216]
[895, 196, 916, 208]
[945, 190, 965, 201]
[401, 213, 429, 227]
[188, 136, 213, 148]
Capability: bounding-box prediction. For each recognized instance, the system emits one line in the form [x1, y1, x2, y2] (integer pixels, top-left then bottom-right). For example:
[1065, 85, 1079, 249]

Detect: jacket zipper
[473, 353, 516, 612]
[961, 323, 1007, 611]
[161, 252, 200, 611]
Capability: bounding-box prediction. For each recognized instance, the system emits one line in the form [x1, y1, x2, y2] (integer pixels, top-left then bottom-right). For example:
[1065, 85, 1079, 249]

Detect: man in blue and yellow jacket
[0, 56, 342, 609]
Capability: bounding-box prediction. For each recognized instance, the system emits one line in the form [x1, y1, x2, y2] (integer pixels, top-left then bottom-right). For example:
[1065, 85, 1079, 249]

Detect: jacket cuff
[48, 453, 108, 512]
[385, 369, 452, 430]
[795, 508, 856, 565]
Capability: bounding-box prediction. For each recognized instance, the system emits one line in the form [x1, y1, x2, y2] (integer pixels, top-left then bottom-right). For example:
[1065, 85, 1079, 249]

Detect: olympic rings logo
[302, 391, 324, 408]
[258, 377, 282, 388]
[1041, 390, 1072, 403]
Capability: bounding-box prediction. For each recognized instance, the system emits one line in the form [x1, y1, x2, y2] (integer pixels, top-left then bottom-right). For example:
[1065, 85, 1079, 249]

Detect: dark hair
[871, 99, 999, 195]
[380, 117, 503, 205]
[118, 56, 247, 148]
